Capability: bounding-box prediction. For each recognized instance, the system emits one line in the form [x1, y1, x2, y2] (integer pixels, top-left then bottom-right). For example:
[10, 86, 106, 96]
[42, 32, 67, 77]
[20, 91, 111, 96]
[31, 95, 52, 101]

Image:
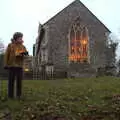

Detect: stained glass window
[69, 21, 89, 63]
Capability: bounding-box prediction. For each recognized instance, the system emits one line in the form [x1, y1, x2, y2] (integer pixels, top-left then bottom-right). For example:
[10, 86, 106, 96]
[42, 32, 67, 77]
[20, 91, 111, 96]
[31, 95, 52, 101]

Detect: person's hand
[20, 52, 29, 56]
[4, 66, 9, 70]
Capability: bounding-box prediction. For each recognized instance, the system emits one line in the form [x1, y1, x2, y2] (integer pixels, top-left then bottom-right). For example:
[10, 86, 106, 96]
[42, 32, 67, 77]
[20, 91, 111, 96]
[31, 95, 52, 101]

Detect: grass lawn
[0, 76, 120, 119]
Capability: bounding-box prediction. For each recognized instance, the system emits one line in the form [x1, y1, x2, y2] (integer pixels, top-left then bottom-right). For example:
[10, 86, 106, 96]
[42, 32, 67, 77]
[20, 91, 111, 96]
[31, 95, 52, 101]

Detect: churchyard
[0, 76, 120, 119]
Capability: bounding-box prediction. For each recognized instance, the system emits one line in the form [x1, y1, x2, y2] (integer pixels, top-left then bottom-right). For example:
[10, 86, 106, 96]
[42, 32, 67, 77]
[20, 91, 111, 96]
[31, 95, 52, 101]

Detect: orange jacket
[4, 43, 28, 68]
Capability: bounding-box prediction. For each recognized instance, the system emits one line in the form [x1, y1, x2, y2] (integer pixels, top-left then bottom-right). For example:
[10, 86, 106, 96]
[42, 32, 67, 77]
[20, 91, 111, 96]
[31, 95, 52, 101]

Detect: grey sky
[0, 0, 120, 56]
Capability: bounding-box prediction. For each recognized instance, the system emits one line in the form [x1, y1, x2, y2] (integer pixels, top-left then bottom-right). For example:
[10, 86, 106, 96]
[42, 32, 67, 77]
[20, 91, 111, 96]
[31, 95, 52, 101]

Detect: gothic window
[69, 20, 89, 63]
[42, 25, 49, 46]
[41, 49, 48, 62]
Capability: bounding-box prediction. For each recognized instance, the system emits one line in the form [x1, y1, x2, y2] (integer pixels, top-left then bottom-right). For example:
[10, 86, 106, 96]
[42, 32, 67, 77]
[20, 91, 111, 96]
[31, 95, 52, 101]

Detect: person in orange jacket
[4, 32, 28, 99]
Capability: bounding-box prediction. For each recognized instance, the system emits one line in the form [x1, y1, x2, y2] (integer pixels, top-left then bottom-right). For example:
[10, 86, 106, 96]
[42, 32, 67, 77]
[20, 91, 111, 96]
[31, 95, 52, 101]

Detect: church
[33, 0, 111, 78]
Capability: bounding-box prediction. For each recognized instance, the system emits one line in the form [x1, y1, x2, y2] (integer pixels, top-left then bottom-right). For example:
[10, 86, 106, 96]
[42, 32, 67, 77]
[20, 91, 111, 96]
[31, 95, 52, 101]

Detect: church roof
[43, 0, 111, 33]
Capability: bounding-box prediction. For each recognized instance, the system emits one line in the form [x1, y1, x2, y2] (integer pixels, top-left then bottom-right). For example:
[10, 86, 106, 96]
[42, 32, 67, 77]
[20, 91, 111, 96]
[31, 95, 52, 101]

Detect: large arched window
[68, 19, 89, 63]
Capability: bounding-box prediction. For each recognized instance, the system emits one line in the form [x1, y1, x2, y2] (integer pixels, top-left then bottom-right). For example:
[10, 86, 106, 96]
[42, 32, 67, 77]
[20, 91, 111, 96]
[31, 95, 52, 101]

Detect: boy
[4, 32, 28, 99]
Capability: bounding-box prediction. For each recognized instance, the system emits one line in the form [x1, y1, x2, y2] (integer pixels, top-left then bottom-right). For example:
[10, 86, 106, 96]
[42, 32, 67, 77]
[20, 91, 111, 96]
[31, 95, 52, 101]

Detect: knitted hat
[13, 32, 23, 41]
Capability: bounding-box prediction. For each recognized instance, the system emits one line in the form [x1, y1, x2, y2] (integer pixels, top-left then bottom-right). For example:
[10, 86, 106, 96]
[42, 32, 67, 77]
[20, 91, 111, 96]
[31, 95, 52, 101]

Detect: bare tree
[0, 38, 5, 54]
[102, 33, 119, 76]
[105, 33, 119, 66]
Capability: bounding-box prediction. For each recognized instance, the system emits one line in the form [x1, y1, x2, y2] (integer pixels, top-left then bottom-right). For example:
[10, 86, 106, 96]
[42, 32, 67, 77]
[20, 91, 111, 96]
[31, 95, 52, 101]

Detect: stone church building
[33, 0, 111, 78]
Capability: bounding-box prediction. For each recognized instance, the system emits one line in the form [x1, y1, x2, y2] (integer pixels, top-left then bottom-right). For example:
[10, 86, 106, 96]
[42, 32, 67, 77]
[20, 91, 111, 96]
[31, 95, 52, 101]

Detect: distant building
[23, 56, 33, 72]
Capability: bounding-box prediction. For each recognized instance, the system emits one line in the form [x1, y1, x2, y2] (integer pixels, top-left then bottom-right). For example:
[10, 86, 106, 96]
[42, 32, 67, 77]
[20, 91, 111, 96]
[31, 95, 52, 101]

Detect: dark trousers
[8, 67, 23, 98]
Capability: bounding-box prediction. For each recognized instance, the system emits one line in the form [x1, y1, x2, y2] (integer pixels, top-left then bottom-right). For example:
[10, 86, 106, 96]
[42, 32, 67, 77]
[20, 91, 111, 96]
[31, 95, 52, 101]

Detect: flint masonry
[33, 0, 111, 78]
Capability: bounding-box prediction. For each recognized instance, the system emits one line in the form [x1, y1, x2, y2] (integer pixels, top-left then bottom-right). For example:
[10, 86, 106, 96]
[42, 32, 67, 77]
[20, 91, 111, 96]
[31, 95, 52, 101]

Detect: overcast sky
[0, 0, 120, 57]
